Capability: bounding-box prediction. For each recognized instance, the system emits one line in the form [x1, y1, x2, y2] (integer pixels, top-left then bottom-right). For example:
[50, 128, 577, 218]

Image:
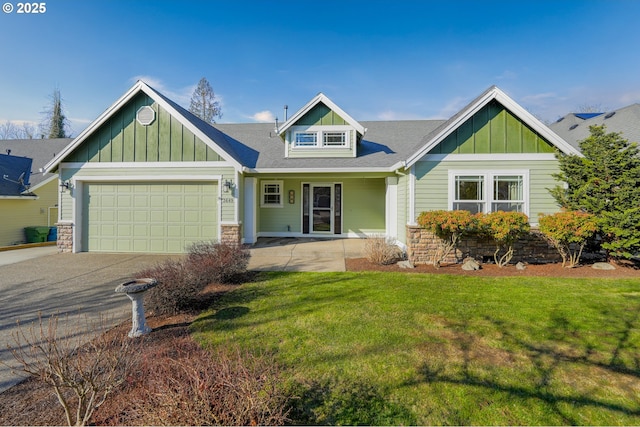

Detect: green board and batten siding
[431, 100, 556, 155]
[286, 102, 358, 159]
[58, 92, 238, 253]
[66, 92, 222, 163]
[413, 101, 562, 223]
[295, 103, 349, 126]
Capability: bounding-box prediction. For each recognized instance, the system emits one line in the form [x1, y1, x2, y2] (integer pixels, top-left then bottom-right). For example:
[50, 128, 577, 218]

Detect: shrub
[539, 211, 599, 267]
[476, 211, 530, 267]
[7, 314, 137, 426]
[102, 337, 289, 426]
[137, 241, 250, 316]
[137, 259, 200, 316]
[550, 125, 640, 259]
[364, 235, 402, 265]
[417, 210, 476, 266]
[186, 241, 251, 285]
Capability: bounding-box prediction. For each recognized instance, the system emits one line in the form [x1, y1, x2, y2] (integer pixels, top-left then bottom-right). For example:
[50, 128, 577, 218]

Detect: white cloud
[251, 110, 276, 123]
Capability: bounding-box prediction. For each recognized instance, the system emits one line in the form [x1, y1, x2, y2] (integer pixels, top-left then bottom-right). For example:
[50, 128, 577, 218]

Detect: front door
[312, 185, 332, 232]
[302, 183, 342, 235]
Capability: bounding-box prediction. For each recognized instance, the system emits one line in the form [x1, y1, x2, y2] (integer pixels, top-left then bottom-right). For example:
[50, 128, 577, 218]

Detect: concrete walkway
[247, 237, 366, 272]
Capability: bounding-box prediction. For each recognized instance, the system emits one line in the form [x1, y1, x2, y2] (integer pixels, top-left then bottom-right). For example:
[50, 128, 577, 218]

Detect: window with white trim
[291, 128, 350, 149]
[294, 132, 318, 147]
[261, 180, 283, 207]
[450, 171, 527, 214]
[454, 175, 485, 213]
[323, 131, 347, 147]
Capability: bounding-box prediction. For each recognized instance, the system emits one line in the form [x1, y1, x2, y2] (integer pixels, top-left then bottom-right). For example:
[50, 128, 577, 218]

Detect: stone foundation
[406, 225, 561, 265]
[56, 222, 73, 253]
[220, 224, 242, 245]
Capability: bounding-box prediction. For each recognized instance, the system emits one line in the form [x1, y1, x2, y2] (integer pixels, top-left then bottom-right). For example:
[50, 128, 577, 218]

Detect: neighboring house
[44, 81, 579, 254]
[549, 103, 640, 149]
[0, 139, 71, 246]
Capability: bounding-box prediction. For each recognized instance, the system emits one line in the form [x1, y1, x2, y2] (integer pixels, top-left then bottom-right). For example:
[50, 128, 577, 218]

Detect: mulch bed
[346, 257, 640, 278]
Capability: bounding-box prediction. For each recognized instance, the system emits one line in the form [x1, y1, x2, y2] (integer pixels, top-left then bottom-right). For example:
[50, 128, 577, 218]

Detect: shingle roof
[0, 139, 71, 186]
[214, 119, 446, 171]
[0, 153, 32, 196]
[549, 104, 640, 150]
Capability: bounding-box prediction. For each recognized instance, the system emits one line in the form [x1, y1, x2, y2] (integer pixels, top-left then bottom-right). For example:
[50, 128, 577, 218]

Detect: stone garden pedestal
[115, 278, 157, 338]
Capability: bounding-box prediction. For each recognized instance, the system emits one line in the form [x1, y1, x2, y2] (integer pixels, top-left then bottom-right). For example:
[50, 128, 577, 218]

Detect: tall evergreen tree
[40, 88, 70, 138]
[550, 125, 640, 258]
[188, 77, 222, 124]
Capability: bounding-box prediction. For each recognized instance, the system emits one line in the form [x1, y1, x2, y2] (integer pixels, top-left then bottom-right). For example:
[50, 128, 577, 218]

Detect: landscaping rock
[592, 262, 616, 270]
[462, 258, 481, 271]
[397, 260, 415, 269]
[516, 262, 527, 270]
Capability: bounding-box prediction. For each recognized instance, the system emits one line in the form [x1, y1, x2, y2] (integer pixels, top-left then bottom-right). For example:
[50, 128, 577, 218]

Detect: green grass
[191, 271, 640, 425]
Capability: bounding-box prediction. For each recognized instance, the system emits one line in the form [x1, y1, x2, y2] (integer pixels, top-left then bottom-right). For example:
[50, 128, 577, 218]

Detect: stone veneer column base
[56, 222, 73, 253]
[220, 224, 242, 245]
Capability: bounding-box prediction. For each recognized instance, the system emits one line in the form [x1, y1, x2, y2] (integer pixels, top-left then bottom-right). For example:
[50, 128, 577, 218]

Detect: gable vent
[136, 106, 156, 126]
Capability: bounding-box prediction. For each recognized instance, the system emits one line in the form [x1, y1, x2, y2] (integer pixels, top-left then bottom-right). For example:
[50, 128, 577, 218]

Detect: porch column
[243, 177, 257, 244]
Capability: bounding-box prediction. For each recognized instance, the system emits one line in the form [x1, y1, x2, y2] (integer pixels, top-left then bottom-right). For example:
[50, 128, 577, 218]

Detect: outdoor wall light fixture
[289, 189, 295, 204]
[223, 180, 234, 193]
[60, 180, 72, 192]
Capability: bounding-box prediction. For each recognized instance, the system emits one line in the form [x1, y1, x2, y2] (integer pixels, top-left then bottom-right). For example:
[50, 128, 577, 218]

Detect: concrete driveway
[0, 250, 173, 392]
[0, 238, 367, 392]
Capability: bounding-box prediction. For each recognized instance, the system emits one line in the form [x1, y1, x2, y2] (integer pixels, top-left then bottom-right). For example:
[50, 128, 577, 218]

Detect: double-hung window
[492, 175, 524, 212]
[261, 180, 283, 208]
[453, 175, 485, 213]
[450, 171, 527, 214]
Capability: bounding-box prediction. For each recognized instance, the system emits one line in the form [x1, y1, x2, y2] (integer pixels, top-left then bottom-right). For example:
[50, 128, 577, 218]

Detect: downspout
[408, 165, 416, 225]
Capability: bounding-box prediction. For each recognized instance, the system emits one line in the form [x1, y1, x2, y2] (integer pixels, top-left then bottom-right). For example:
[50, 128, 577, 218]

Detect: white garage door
[85, 182, 218, 253]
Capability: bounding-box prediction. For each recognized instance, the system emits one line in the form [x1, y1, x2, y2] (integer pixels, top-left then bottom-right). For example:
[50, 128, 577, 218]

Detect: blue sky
[1, 0, 639, 136]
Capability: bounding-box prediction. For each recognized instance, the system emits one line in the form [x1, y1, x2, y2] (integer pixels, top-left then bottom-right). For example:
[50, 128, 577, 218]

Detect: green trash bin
[25, 226, 50, 243]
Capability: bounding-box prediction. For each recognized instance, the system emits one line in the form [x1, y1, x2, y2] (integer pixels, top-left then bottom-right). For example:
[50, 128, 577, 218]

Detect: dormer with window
[277, 93, 366, 158]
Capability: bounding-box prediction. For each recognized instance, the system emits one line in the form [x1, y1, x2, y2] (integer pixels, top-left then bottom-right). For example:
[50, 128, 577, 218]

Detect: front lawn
[191, 271, 640, 425]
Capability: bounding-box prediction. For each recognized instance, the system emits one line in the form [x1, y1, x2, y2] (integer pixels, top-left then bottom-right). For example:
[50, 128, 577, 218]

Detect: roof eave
[44, 81, 245, 173]
[405, 86, 582, 168]
[277, 93, 366, 136]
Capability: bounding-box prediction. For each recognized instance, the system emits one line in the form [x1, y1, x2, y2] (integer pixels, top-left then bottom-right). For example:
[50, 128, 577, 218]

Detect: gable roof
[277, 93, 366, 136]
[405, 86, 581, 168]
[549, 103, 640, 151]
[0, 153, 33, 196]
[43, 81, 245, 173]
[216, 119, 445, 172]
